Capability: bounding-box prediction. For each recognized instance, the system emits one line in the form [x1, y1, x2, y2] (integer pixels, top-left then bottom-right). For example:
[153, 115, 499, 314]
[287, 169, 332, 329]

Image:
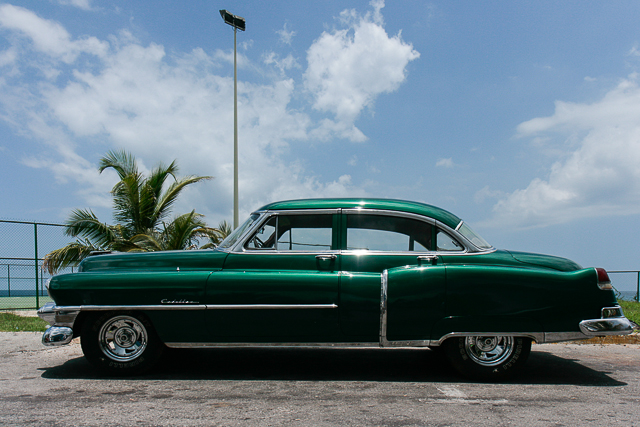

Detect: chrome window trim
[230, 250, 340, 256]
[235, 209, 339, 253]
[223, 211, 268, 252]
[343, 208, 473, 254]
[230, 207, 496, 255]
[342, 208, 437, 225]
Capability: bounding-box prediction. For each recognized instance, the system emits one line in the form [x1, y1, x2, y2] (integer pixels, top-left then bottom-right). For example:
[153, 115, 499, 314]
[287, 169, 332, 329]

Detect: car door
[338, 209, 448, 341]
[205, 210, 341, 341]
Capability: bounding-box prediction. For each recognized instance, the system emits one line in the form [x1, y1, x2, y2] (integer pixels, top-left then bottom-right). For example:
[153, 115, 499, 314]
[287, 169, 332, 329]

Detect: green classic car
[38, 199, 633, 380]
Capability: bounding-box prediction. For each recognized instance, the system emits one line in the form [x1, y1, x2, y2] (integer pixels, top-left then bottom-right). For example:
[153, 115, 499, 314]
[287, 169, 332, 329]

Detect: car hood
[78, 249, 229, 272]
[504, 250, 583, 272]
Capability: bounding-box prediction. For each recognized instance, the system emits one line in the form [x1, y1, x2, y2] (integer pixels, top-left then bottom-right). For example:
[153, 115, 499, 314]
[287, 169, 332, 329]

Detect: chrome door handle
[316, 254, 337, 261]
[417, 255, 438, 265]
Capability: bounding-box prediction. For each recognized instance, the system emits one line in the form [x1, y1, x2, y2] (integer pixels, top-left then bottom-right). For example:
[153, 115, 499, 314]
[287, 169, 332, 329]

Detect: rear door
[338, 210, 447, 341]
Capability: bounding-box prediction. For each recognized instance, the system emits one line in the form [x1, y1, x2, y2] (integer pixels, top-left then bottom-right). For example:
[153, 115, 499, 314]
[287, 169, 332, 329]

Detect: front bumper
[37, 302, 80, 347]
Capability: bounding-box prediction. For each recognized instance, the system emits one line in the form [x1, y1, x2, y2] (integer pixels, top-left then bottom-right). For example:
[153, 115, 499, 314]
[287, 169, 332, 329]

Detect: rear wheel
[81, 312, 164, 375]
[443, 335, 531, 381]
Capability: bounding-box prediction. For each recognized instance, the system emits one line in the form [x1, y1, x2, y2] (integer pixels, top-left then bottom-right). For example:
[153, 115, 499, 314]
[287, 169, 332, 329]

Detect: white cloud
[0, 3, 419, 223]
[490, 74, 640, 228]
[304, 0, 419, 141]
[0, 4, 107, 63]
[435, 158, 454, 168]
[276, 23, 296, 45]
[57, 0, 93, 11]
[474, 186, 504, 204]
[263, 51, 300, 75]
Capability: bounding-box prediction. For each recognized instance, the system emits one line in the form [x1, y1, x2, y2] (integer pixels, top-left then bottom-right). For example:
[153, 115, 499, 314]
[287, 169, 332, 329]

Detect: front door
[205, 211, 341, 341]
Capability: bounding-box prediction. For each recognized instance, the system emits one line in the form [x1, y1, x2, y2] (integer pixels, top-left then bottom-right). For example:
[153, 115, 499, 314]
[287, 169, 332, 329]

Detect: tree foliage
[44, 150, 223, 274]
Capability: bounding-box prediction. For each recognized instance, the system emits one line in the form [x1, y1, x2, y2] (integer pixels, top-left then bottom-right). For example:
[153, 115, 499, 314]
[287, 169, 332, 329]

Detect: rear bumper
[579, 317, 634, 336]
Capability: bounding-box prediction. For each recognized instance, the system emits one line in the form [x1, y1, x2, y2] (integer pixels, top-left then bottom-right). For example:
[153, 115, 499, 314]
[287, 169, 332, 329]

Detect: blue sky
[1, 0, 640, 279]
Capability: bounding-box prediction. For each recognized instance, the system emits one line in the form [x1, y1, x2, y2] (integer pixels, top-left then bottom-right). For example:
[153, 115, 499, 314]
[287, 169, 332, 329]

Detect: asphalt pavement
[1, 332, 639, 426]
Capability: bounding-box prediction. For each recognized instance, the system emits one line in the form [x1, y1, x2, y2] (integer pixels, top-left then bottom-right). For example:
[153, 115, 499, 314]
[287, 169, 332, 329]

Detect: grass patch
[0, 312, 48, 332]
[620, 300, 640, 328]
[0, 296, 53, 311]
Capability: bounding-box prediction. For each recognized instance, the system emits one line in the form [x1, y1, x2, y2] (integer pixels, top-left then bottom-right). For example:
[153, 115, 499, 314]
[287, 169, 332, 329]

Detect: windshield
[217, 213, 261, 250]
[457, 222, 492, 250]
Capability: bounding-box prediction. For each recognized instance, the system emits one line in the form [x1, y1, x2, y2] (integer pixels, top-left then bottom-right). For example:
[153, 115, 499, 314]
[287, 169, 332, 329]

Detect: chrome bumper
[37, 302, 80, 347]
[579, 317, 634, 336]
[42, 326, 74, 346]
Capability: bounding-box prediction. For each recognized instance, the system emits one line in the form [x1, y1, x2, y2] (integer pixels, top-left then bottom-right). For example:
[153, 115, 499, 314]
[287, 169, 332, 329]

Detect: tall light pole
[219, 9, 245, 229]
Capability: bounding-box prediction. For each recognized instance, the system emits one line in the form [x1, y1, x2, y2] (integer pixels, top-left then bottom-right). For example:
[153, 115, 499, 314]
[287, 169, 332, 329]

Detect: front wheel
[81, 312, 164, 375]
[443, 336, 531, 381]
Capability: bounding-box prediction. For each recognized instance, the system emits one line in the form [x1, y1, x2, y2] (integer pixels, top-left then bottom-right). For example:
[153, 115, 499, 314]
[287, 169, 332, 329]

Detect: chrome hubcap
[98, 316, 148, 362]
[464, 336, 514, 367]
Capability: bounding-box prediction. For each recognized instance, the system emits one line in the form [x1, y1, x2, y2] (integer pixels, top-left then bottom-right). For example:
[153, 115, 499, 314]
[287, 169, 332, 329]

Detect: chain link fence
[0, 220, 75, 311]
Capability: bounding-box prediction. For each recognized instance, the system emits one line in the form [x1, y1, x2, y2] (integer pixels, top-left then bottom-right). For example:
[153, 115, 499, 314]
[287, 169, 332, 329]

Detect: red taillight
[595, 268, 612, 290]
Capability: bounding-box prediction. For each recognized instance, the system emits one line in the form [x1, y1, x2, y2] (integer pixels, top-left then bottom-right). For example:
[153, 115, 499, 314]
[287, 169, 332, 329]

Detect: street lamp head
[219, 9, 246, 31]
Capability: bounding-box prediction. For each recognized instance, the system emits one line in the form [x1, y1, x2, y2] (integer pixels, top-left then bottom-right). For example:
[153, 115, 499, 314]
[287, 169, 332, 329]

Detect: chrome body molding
[379, 270, 390, 347]
[38, 302, 336, 314]
[165, 342, 380, 349]
[206, 304, 337, 310]
[429, 332, 544, 346]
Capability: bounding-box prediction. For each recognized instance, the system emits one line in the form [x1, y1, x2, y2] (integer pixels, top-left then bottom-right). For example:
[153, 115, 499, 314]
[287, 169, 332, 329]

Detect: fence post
[637, 272, 639, 303]
[34, 223, 39, 309]
[6, 264, 10, 297]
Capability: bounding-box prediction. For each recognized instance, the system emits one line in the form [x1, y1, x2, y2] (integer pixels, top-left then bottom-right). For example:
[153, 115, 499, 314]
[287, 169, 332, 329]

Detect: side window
[346, 214, 432, 252]
[246, 214, 333, 251]
[246, 216, 277, 249]
[436, 229, 464, 252]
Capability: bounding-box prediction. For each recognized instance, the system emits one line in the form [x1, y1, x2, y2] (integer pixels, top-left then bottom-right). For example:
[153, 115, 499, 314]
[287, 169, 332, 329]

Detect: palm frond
[153, 175, 211, 224]
[130, 233, 162, 252]
[42, 239, 100, 274]
[98, 150, 138, 180]
[64, 209, 117, 248]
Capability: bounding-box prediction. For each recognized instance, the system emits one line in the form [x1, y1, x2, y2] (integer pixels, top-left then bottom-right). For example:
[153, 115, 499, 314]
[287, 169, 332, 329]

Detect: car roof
[257, 198, 462, 230]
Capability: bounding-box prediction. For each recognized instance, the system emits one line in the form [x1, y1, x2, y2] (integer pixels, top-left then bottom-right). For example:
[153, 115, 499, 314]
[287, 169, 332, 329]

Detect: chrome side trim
[379, 270, 389, 347]
[206, 304, 337, 310]
[543, 332, 590, 343]
[44, 304, 208, 312]
[40, 303, 337, 313]
[430, 332, 544, 347]
[165, 342, 380, 349]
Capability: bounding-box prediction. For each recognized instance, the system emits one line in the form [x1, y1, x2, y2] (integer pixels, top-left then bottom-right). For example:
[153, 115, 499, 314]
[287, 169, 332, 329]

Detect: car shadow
[40, 347, 626, 386]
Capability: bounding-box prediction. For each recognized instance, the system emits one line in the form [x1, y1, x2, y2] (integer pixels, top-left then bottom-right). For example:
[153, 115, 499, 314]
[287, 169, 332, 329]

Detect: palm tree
[200, 220, 233, 249]
[43, 150, 219, 274]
